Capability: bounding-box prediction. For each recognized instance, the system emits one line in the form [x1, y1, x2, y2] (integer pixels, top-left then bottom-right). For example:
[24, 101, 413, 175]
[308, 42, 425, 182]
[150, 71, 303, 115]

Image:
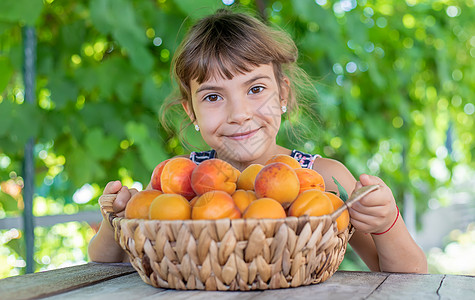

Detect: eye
[248, 86, 264, 95]
[203, 94, 222, 102]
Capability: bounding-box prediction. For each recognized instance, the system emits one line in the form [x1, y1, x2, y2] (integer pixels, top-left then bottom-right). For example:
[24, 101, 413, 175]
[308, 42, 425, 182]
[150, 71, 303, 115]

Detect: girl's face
[184, 63, 288, 167]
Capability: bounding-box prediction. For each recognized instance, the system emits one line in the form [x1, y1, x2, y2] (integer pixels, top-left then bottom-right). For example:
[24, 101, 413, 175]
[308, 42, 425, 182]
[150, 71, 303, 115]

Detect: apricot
[236, 164, 264, 190]
[325, 192, 350, 232]
[150, 159, 170, 191]
[192, 190, 241, 220]
[124, 190, 163, 219]
[254, 162, 300, 209]
[288, 189, 334, 217]
[149, 193, 191, 220]
[189, 195, 199, 207]
[265, 154, 301, 169]
[295, 168, 325, 194]
[160, 157, 197, 199]
[231, 189, 257, 213]
[191, 159, 240, 195]
[242, 198, 286, 219]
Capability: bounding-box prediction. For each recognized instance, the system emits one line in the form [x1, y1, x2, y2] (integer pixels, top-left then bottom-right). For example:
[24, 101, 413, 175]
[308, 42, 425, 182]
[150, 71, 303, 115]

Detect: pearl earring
[281, 106, 287, 113]
[194, 124, 200, 131]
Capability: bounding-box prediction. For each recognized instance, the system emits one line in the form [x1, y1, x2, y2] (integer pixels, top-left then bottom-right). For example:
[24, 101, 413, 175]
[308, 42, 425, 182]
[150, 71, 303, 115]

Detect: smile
[226, 128, 260, 140]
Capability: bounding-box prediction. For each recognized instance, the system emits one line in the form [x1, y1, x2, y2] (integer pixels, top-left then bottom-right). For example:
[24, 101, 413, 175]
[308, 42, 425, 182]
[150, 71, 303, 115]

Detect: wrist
[371, 205, 399, 236]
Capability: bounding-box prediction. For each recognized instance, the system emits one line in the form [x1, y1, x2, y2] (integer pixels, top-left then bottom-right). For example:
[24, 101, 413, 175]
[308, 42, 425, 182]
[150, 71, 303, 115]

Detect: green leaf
[10, 102, 40, 144]
[84, 128, 119, 161]
[332, 176, 348, 202]
[0, 101, 13, 137]
[173, 0, 225, 20]
[48, 75, 79, 109]
[138, 140, 168, 171]
[0, 191, 18, 213]
[65, 147, 105, 187]
[0, 0, 43, 25]
[6, 238, 25, 258]
[0, 55, 13, 93]
[125, 121, 149, 144]
[90, 0, 152, 73]
[60, 20, 86, 51]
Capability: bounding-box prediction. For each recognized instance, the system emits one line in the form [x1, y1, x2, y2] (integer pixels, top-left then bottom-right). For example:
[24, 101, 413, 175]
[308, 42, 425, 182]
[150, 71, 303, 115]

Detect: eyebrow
[195, 74, 272, 94]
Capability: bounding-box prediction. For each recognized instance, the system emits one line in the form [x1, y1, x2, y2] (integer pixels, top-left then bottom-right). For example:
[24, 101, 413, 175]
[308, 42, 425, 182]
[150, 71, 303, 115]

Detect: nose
[226, 97, 252, 125]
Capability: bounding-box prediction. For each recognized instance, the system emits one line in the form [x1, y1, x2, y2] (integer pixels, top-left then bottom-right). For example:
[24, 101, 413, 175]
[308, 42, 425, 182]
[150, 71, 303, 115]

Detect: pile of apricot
[124, 155, 349, 232]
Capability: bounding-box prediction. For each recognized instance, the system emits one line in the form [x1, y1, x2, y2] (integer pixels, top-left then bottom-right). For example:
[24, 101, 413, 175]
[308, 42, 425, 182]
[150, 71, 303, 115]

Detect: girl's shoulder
[311, 156, 357, 195]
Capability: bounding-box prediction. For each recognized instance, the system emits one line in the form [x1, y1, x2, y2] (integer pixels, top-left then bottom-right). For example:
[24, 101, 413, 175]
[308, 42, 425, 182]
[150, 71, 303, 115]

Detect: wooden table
[1, 262, 474, 299]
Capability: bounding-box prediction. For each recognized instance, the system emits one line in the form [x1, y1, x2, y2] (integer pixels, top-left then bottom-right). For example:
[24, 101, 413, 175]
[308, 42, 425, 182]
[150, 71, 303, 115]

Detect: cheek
[255, 104, 282, 129]
[195, 108, 224, 132]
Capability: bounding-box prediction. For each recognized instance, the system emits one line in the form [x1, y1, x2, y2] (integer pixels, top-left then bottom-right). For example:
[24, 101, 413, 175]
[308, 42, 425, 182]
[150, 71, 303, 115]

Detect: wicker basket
[99, 185, 378, 291]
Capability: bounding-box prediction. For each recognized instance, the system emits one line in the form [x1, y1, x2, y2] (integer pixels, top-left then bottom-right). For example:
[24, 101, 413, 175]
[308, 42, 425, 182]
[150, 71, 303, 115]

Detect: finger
[349, 218, 374, 234]
[104, 180, 122, 194]
[349, 209, 382, 229]
[354, 181, 363, 191]
[350, 202, 387, 217]
[359, 174, 384, 187]
[129, 188, 139, 197]
[113, 186, 131, 213]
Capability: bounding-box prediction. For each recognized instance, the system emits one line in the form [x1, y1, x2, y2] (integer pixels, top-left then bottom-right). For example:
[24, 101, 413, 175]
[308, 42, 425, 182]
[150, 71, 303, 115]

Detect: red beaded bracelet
[372, 205, 399, 235]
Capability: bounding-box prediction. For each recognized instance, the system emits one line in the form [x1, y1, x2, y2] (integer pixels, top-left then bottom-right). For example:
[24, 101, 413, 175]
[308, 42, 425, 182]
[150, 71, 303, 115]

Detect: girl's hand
[349, 174, 398, 234]
[103, 180, 138, 218]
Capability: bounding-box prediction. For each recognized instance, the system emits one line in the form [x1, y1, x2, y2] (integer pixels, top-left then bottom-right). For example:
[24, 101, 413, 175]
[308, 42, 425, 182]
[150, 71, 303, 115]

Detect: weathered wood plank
[438, 274, 475, 300]
[0, 262, 135, 300]
[43, 273, 163, 300]
[3, 262, 475, 300]
[367, 273, 444, 300]
[40, 270, 385, 300]
[42, 272, 260, 300]
[242, 271, 387, 300]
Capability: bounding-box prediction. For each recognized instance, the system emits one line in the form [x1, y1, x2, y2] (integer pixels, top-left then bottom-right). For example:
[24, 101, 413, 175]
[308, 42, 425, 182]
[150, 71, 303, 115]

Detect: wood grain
[0, 262, 135, 300]
[366, 273, 444, 299]
[2, 262, 474, 300]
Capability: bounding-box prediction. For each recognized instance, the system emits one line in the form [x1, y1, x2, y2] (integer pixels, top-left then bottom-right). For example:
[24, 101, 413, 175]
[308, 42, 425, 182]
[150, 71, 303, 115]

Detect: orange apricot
[191, 159, 240, 195]
[149, 193, 191, 220]
[124, 190, 163, 219]
[265, 154, 301, 169]
[254, 162, 300, 209]
[325, 192, 350, 232]
[242, 198, 286, 219]
[192, 190, 241, 220]
[160, 157, 197, 199]
[295, 168, 325, 194]
[231, 189, 257, 213]
[150, 159, 171, 191]
[189, 195, 199, 207]
[236, 164, 264, 190]
[288, 189, 334, 217]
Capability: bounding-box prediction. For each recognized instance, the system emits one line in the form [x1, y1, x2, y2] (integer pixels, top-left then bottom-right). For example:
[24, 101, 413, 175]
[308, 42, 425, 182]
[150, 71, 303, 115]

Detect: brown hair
[161, 8, 317, 147]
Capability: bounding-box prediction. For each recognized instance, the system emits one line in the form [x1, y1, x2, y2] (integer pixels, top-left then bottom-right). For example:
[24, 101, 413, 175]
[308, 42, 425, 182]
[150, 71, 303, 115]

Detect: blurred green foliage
[0, 0, 474, 278]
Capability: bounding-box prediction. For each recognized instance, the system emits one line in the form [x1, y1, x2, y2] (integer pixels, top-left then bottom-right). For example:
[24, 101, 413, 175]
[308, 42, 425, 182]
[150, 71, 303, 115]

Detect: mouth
[226, 128, 260, 140]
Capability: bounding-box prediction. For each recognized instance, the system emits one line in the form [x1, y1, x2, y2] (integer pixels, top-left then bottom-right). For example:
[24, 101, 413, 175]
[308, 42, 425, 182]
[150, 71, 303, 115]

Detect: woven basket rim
[99, 185, 379, 227]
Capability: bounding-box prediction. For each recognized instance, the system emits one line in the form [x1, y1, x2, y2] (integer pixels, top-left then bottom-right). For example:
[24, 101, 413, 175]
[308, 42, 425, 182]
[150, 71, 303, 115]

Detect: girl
[88, 9, 427, 273]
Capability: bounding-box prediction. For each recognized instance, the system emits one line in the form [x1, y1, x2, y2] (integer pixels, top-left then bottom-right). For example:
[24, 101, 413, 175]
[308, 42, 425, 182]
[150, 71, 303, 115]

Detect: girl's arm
[88, 181, 137, 263]
[313, 158, 427, 273]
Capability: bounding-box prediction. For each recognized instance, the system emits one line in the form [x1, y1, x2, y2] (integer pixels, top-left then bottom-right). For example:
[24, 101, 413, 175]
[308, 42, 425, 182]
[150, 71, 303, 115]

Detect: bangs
[187, 33, 274, 84]
[173, 9, 297, 99]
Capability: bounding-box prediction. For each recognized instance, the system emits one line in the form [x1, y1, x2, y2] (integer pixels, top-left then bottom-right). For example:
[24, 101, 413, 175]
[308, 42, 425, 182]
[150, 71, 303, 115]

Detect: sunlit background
[1, 0, 474, 278]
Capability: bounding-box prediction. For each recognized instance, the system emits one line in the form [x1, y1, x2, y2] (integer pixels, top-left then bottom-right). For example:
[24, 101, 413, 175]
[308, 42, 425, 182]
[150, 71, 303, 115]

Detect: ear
[181, 100, 196, 122]
[279, 76, 291, 107]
